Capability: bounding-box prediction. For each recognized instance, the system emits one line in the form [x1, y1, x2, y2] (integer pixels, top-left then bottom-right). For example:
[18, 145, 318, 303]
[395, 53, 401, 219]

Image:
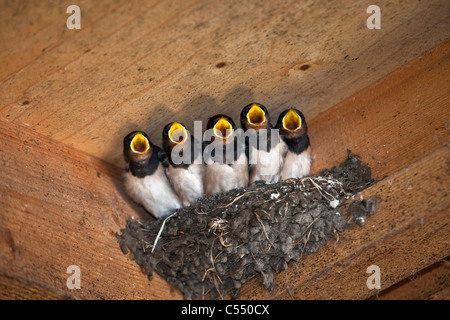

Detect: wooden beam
[0, 270, 74, 300]
[429, 287, 450, 300]
[237, 43, 450, 299]
[0, 119, 182, 299]
[309, 41, 449, 180]
[374, 258, 450, 300]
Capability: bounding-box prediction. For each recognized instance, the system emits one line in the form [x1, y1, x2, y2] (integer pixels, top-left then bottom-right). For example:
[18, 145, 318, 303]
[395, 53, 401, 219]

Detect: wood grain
[0, 270, 74, 300]
[429, 287, 450, 300]
[374, 259, 450, 300]
[0, 0, 448, 167]
[0, 118, 182, 299]
[309, 41, 450, 180]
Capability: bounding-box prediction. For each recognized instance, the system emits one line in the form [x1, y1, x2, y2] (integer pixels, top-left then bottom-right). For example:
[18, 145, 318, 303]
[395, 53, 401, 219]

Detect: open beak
[169, 121, 187, 144]
[130, 133, 150, 154]
[213, 117, 233, 140]
[282, 109, 302, 133]
[247, 104, 265, 126]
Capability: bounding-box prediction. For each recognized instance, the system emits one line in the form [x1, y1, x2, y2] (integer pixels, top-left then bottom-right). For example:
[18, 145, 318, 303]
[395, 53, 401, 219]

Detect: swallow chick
[123, 131, 181, 219]
[162, 121, 205, 207]
[275, 108, 312, 180]
[203, 114, 249, 195]
[240, 103, 287, 184]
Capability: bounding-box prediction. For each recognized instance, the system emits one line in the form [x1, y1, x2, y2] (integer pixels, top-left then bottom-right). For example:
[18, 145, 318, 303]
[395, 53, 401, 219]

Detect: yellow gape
[282, 109, 302, 132]
[247, 104, 265, 126]
[214, 117, 233, 140]
[169, 121, 187, 144]
[130, 133, 150, 154]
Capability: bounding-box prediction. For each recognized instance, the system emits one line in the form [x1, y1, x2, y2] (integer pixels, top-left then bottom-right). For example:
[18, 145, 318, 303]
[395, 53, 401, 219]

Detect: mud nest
[117, 150, 378, 299]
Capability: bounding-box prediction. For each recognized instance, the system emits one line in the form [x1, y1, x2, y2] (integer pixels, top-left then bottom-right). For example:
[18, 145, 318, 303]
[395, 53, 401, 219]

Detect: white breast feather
[204, 164, 235, 195]
[231, 151, 249, 188]
[280, 147, 311, 180]
[204, 151, 249, 195]
[167, 162, 205, 207]
[124, 165, 181, 219]
[249, 137, 287, 184]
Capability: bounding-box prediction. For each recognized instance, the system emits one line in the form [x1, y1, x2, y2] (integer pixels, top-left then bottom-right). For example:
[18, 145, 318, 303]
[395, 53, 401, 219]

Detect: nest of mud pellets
[117, 150, 379, 299]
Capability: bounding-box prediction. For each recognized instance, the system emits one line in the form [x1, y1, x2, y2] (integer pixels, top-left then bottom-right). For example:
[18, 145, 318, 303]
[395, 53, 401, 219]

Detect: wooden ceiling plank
[0, 118, 182, 299]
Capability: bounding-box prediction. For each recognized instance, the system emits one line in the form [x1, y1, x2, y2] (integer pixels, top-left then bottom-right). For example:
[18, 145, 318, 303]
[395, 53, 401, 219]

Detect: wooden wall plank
[309, 41, 449, 180]
[0, 118, 182, 299]
[0, 0, 448, 166]
[0, 0, 125, 80]
[429, 287, 450, 300]
[0, 270, 73, 300]
[374, 259, 450, 300]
